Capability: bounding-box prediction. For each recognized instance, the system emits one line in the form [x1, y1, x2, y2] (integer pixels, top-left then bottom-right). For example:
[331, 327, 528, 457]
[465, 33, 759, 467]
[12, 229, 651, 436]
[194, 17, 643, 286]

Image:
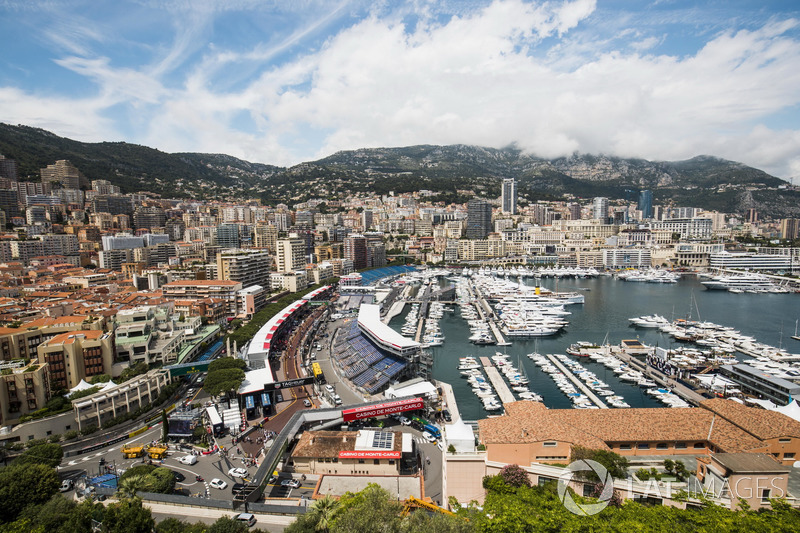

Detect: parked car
[59, 479, 74, 492]
[399, 416, 411, 426]
[178, 455, 197, 465]
[281, 478, 301, 488]
[334, 395, 343, 406]
[228, 467, 249, 478]
[422, 431, 437, 443]
[210, 478, 228, 490]
[442, 409, 452, 423]
[324, 384, 335, 393]
[233, 513, 257, 527]
[303, 399, 312, 407]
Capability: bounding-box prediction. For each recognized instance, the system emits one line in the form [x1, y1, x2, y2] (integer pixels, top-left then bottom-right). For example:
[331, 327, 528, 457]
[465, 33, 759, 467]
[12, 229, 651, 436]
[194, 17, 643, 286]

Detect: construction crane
[401, 496, 455, 517]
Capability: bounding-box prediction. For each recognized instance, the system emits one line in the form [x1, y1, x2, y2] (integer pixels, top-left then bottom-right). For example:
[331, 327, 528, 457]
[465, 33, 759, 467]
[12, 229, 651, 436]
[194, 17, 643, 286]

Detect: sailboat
[792, 319, 800, 342]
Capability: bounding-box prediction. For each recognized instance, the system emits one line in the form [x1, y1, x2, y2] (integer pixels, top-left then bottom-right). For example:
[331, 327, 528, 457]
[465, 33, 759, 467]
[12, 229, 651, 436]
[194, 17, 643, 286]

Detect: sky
[2, 0, 800, 181]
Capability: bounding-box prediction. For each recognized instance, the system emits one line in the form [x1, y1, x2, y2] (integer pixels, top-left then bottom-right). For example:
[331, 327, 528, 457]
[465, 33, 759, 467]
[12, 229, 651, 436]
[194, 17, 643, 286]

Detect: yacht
[701, 272, 777, 292]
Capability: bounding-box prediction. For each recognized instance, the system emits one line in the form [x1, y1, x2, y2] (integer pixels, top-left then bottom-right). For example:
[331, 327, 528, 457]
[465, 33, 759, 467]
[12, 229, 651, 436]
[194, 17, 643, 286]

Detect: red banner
[339, 450, 401, 459]
[341, 397, 424, 422]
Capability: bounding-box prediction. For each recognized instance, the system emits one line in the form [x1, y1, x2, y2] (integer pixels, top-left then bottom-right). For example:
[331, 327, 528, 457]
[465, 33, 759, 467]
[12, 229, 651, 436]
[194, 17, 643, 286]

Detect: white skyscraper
[501, 178, 517, 214]
[592, 197, 609, 222]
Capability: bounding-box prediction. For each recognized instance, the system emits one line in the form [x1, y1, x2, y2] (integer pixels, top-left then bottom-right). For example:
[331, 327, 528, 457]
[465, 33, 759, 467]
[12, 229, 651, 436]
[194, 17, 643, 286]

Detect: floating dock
[472, 300, 509, 346]
[545, 353, 608, 409]
[480, 357, 516, 405]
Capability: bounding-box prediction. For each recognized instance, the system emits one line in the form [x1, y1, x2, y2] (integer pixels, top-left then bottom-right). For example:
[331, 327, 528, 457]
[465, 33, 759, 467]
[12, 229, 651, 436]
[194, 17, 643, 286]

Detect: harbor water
[388, 275, 800, 421]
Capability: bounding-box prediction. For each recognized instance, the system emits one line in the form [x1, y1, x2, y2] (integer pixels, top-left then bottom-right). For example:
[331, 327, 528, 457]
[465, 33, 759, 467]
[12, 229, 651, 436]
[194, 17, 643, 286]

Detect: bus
[312, 362, 325, 383]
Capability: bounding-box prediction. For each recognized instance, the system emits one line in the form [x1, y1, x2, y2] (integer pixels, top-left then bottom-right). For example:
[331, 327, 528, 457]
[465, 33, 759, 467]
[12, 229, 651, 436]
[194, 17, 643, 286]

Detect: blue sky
[2, 1, 800, 180]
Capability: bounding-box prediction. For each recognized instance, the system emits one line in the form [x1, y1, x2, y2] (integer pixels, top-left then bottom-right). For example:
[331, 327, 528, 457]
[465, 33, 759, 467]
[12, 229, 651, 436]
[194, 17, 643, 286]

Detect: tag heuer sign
[263, 377, 315, 392]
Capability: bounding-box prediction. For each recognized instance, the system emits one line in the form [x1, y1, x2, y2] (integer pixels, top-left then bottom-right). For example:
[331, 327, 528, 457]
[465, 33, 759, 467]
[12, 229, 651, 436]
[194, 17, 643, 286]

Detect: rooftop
[712, 452, 791, 474]
[478, 400, 779, 454]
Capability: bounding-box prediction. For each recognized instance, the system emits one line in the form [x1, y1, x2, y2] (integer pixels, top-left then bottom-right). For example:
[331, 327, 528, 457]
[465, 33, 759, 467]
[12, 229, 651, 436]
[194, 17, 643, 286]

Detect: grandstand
[359, 265, 417, 285]
[330, 320, 408, 395]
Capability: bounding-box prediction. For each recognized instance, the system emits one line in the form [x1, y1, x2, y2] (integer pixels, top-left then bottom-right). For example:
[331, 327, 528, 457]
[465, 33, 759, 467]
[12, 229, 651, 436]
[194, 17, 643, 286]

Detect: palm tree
[116, 474, 151, 500]
[308, 494, 341, 532]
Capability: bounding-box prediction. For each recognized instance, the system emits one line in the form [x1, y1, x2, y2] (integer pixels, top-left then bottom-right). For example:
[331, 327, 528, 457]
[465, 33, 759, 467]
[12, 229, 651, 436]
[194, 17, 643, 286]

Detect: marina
[387, 272, 799, 421]
[543, 353, 608, 408]
[479, 357, 517, 406]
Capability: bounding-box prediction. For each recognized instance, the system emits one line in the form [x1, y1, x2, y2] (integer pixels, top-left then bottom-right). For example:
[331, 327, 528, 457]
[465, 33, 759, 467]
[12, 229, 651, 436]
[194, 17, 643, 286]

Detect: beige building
[72, 368, 170, 430]
[162, 280, 242, 316]
[478, 399, 800, 467]
[696, 453, 791, 510]
[37, 330, 115, 390]
[276, 237, 306, 273]
[253, 223, 278, 252]
[290, 429, 408, 476]
[0, 360, 50, 426]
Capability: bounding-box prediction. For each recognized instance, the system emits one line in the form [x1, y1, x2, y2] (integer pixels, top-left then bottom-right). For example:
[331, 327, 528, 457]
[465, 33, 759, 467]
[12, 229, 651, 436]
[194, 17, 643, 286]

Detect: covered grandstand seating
[330, 319, 408, 394]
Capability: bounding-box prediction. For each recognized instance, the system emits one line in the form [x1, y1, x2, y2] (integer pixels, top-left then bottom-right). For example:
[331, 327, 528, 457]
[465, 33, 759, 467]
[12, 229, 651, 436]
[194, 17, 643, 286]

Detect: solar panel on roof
[372, 432, 393, 449]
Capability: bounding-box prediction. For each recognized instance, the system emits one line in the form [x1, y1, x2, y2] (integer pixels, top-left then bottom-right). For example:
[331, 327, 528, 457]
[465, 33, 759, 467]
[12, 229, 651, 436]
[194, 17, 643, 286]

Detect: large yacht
[701, 272, 777, 292]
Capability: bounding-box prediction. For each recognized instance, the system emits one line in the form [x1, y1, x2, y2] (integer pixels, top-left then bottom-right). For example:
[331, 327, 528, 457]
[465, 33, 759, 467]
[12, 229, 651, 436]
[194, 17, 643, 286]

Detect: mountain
[0, 123, 282, 199]
[1, 123, 797, 218]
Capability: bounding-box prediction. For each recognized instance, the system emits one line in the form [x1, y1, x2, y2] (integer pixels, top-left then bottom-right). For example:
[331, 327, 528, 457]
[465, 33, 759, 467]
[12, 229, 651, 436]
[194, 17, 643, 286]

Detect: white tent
[444, 420, 476, 453]
[69, 379, 94, 394]
[775, 399, 800, 422]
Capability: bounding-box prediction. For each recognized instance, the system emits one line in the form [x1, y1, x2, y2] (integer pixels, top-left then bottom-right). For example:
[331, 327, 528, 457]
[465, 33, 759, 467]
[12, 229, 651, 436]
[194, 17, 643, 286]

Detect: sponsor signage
[339, 450, 401, 459]
[263, 377, 315, 392]
[341, 397, 424, 422]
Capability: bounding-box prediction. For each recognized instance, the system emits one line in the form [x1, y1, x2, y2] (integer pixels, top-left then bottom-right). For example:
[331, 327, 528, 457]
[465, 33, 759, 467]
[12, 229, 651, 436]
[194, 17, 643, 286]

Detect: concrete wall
[0, 411, 76, 444]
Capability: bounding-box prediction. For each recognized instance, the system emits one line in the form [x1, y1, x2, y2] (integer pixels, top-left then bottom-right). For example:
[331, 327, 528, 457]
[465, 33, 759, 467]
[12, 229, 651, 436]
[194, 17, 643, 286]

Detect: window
[779, 438, 791, 443]
[637, 443, 650, 450]
[543, 441, 557, 447]
[619, 444, 631, 450]
[693, 443, 705, 449]
[784, 453, 795, 459]
[358, 459, 365, 464]
[656, 443, 668, 450]
[761, 489, 771, 504]
[374, 459, 380, 465]
[675, 442, 687, 449]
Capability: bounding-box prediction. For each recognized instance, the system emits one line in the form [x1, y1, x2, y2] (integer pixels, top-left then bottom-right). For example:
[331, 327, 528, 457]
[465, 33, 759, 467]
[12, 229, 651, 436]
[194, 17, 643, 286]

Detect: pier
[545, 354, 608, 408]
[382, 300, 406, 324]
[479, 357, 516, 405]
[612, 350, 706, 406]
[472, 300, 509, 346]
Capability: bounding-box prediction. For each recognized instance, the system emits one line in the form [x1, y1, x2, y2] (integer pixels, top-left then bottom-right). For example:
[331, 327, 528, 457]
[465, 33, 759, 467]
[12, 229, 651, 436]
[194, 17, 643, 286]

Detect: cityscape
[1, 1, 800, 532]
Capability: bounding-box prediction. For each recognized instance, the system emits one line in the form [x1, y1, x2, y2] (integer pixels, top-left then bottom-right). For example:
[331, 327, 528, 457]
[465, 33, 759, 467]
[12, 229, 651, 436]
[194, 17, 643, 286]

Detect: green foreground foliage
[284, 474, 800, 533]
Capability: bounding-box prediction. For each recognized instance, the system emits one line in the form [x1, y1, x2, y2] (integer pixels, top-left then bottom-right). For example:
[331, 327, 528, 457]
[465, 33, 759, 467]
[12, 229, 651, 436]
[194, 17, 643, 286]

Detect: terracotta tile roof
[43, 330, 105, 345]
[700, 398, 800, 440]
[479, 401, 768, 454]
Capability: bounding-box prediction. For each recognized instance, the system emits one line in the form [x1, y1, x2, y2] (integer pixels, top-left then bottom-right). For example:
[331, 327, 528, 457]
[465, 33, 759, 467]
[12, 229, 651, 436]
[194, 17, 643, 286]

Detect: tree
[203, 368, 245, 398]
[206, 516, 249, 533]
[0, 463, 60, 522]
[308, 495, 341, 532]
[498, 464, 531, 488]
[18, 494, 78, 533]
[570, 446, 629, 481]
[15, 443, 64, 468]
[329, 484, 403, 533]
[161, 409, 169, 442]
[101, 497, 155, 533]
[208, 358, 247, 372]
[116, 474, 152, 500]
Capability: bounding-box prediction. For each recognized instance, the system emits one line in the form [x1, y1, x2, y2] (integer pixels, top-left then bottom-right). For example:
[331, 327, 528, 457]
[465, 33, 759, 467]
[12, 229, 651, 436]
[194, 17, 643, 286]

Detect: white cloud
[2, 0, 800, 181]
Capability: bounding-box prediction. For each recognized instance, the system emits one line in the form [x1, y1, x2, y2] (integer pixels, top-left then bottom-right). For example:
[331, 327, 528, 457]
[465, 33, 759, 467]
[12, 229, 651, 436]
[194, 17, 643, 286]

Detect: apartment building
[216, 249, 272, 289]
[37, 330, 115, 390]
[162, 280, 242, 316]
[276, 237, 306, 273]
[0, 360, 50, 425]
